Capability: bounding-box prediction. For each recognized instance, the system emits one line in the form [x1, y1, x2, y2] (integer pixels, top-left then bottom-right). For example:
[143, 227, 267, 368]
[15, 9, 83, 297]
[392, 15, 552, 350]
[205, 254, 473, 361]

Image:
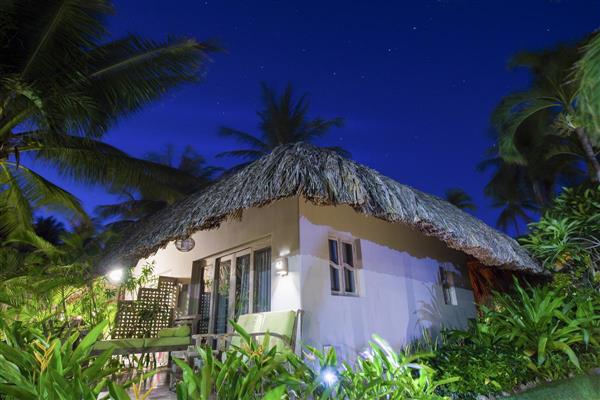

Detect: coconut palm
[0, 0, 217, 237]
[33, 216, 67, 245]
[95, 145, 221, 228]
[444, 188, 477, 211]
[494, 33, 600, 182]
[217, 83, 346, 170]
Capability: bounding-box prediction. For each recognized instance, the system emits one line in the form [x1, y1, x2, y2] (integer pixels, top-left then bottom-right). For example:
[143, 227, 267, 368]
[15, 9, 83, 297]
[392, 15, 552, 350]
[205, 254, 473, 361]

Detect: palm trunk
[575, 127, 600, 182]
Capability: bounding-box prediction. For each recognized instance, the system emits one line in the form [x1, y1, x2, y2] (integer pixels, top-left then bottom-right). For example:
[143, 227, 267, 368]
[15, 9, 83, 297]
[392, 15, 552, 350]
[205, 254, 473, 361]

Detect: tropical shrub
[175, 322, 455, 399]
[522, 186, 600, 290]
[306, 336, 456, 400]
[430, 327, 530, 399]
[0, 320, 119, 399]
[482, 281, 600, 380]
[174, 322, 311, 399]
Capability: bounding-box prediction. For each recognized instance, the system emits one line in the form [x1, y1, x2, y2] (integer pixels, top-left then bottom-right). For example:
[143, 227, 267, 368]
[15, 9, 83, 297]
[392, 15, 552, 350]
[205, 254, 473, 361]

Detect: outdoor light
[320, 368, 338, 387]
[275, 256, 288, 276]
[108, 268, 124, 283]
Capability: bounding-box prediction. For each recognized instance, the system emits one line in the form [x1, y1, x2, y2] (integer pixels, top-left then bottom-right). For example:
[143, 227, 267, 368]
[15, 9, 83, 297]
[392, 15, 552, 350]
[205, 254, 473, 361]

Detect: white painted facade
[133, 197, 477, 357]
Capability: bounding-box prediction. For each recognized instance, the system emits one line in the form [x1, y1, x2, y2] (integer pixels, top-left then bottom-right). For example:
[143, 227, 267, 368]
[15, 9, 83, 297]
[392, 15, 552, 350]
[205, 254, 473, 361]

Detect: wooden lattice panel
[112, 276, 179, 339]
[197, 293, 211, 334]
[112, 301, 142, 339]
[158, 277, 178, 309]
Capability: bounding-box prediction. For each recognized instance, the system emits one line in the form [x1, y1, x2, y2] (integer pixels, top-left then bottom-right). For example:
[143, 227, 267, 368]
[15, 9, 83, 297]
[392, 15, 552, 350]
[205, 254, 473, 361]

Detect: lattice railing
[112, 276, 179, 339]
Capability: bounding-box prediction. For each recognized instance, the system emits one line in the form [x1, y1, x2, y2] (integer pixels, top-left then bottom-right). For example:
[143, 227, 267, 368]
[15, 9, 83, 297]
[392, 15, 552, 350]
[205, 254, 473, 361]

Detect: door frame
[202, 238, 271, 334]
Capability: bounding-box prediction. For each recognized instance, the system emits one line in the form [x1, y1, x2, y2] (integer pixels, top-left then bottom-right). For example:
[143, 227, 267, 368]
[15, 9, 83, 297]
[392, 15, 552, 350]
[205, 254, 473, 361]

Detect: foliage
[444, 188, 476, 211]
[0, 225, 120, 337]
[522, 186, 600, 289]
[175, 322, 454, 399]
[0, 0, 218, 240]
[491, 35, 600, 178]
[481, 281, 600, 380]
[430, 324, 532, 399]
[217, 82, 346, 171]
[482, 35, 600, 231]
[307, 336, 455, 400]
[174, 321, 308, 399]
[95, 145, 222, 231]
[0, 320, 118, 399]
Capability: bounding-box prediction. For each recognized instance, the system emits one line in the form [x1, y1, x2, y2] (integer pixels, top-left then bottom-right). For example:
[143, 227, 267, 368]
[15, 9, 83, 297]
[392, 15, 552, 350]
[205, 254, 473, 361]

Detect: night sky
[42, 0, 600, 235]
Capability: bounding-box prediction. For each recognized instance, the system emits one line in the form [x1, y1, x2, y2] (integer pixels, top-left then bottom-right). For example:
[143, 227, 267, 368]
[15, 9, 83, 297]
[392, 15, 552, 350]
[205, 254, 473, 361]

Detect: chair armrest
[248, 332, 289, 342]
[192, 333, 235, 352]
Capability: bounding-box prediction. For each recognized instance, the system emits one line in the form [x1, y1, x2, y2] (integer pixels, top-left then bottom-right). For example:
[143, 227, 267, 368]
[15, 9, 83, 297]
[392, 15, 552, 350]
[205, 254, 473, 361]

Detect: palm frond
[0, 165, 35, 235]
[218, 127, 269, 151]
[82, 35, 217, 133]
[215, 149, 266, 161]
[492, 92, 560, 164]
[576, 32, 600, 143]
[22, 132, 198, 197]
[13, 164, 87, 221]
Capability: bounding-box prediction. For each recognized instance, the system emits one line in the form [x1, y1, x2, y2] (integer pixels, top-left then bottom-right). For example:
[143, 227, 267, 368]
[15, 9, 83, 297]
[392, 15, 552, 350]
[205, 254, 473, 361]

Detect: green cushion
[174, 325, 190, 337]
[256, 310, 296, 350]
[231, 313, 264, 347]
[144, 336, 190, 348]
[158, 327, 178, 337]
[92, 338, 145, 351]
[158, 325, 190, 337]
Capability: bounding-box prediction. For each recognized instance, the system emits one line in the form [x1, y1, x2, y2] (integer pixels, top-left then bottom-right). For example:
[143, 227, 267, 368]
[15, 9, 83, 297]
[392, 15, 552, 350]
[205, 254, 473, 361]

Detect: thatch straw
[99, 143, 542, 274]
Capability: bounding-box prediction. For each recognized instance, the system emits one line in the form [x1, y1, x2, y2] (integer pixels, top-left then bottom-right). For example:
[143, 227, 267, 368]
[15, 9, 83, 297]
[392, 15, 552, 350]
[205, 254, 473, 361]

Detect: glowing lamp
[275, 257, 288, 276]
[320, 368, 338, 386]
[108, 268, 124, 283]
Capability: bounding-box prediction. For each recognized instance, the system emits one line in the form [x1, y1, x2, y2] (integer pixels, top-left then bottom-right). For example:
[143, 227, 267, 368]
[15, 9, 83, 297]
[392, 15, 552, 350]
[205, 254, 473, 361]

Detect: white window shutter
[353, 238, 363, 268]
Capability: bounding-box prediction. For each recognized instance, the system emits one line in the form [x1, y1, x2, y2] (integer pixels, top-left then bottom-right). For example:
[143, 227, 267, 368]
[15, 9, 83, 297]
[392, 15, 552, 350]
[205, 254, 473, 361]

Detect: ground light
[320, 368, 338, 387]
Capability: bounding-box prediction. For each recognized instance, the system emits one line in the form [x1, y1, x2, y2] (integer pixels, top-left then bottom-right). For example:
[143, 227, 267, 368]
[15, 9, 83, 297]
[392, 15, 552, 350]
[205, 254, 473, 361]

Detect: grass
[506, 374, 600, 400]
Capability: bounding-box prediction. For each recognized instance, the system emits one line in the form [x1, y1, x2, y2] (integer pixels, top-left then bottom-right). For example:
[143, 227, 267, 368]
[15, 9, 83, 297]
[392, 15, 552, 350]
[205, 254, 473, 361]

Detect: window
[439, 267, 458, 306]
[328, 238, 358, 295]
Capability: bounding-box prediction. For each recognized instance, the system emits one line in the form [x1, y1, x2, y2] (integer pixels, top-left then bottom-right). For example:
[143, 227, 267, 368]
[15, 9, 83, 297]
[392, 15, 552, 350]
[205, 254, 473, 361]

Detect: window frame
[439, 266, 458, 306]
[328, 236, 359, 296]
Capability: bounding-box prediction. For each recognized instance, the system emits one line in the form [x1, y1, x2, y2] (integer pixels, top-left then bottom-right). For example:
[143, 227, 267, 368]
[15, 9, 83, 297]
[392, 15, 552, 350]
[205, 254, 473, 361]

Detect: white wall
[298, 201, 476, 359]
[133, 197, 302, 311]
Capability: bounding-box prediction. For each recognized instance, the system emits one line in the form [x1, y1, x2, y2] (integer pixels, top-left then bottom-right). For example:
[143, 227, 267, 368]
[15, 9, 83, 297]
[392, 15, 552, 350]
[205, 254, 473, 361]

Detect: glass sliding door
[234, 254, 251, 319]
[203, 246, 271, 335]
[253, 248, 271, 312]
[213, 257, 232, 334]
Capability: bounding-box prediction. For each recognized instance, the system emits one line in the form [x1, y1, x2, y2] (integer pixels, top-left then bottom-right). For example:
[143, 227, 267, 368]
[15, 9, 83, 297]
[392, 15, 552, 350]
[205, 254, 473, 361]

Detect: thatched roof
[100, 142, 543, 274]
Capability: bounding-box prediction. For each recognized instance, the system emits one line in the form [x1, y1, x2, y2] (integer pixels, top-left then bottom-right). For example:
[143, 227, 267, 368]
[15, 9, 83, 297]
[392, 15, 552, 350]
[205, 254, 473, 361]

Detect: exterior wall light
[108, 268, 124, 283]
[275, 256, 288, 276]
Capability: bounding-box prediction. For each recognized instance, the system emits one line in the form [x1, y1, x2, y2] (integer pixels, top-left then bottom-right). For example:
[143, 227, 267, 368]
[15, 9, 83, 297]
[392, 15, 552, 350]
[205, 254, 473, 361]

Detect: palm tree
[95, 145, 221, 228]
[217, 83, 346, 170]
[494, 33, 600, 182]
[34, 216, 67, 245]
[444, 188, 477, 211]
[0, 0, 217, 237]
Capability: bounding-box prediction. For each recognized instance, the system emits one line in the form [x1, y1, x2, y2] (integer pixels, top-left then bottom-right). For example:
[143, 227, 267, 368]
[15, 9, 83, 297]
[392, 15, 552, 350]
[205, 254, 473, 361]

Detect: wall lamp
[275, 256, 289, 276]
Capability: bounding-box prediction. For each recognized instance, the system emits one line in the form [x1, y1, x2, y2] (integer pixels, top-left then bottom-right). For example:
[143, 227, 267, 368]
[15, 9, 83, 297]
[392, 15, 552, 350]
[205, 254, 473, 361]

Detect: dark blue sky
[43, 0, 599, 235]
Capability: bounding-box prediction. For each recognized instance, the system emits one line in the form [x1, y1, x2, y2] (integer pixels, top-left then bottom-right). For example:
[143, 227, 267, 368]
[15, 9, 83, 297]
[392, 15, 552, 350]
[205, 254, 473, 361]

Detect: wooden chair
[192, 309, 303, 354]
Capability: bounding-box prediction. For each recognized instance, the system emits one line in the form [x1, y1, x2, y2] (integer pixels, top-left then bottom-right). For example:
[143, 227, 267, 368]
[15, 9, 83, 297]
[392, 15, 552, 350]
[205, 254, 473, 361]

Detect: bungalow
[100, 142, 542, 359]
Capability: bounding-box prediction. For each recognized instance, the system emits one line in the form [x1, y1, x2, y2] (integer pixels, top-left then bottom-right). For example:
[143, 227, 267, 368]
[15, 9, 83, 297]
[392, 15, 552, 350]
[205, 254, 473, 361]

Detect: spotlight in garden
[320, 368, 338, 387]
[108, 268, 124, 283]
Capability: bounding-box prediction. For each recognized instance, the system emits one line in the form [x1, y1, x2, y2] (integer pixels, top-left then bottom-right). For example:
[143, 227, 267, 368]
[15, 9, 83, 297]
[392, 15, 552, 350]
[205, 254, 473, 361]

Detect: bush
[521, 186, 600, 290]
[175, 323, 456, 399]
[432, 338, 530, 399]
[485, 281, 600, 380]
[0, 320, 118, 399]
